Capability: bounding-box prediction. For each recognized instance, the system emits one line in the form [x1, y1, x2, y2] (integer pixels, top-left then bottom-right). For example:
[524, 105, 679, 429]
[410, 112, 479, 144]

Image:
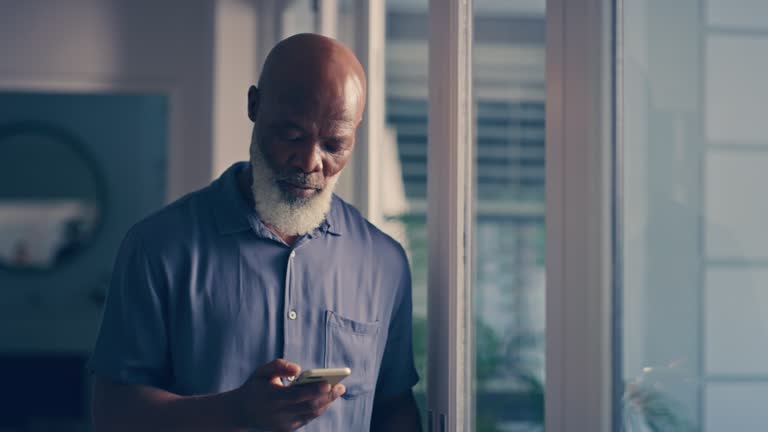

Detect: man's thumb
[256, 358, 301, 379]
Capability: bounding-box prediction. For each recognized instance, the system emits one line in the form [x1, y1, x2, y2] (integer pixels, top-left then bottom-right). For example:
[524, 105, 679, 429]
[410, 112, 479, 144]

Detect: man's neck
[265, 223, 299, 246]
[237, 164, 299, 246]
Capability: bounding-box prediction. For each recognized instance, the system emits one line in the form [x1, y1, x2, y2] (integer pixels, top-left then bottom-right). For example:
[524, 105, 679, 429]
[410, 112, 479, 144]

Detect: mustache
[274, 171, 325, 189]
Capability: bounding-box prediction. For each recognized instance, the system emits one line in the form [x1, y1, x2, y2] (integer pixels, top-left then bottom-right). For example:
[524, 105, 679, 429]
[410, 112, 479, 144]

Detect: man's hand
[232, 359, 346, 431]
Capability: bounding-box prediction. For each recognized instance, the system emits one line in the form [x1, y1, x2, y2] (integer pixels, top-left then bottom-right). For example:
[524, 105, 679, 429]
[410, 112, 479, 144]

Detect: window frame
[426, 0, 475, 431]
[426, 0, 619, 429]
[351, 0, 387, 225]
[545, 0, 617, 430]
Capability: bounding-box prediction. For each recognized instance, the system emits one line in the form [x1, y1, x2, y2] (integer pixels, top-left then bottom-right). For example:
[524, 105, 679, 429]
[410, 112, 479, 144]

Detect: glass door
[619, 0, 768, 430]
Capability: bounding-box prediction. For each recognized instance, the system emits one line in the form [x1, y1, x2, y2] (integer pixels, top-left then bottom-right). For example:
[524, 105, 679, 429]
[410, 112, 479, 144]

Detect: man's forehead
[324, 121, 357, 135]
[267, 95, 360, 124]
[270, 116, 357, 134]
[262, 69, 363, 112]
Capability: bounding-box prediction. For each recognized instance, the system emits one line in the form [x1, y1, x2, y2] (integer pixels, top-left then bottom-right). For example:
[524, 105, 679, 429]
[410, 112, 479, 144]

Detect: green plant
[622, 382, 698, 432]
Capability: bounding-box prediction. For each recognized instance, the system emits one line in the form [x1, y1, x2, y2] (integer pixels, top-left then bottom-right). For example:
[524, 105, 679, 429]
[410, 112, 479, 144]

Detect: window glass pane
[707, 0, 768, 30]
[705, 151, 768, 259]
[621, 1, 768, 430]
[705, 384, 768, 430]
[706, 36, 768, 145]
[705, 269, 768, 375]
[376, 0, 430, 426]
[473, 2, 546, 431]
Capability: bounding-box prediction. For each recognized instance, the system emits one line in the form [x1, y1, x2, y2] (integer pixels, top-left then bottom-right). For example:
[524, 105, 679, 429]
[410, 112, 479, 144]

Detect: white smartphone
[292, 367, 351, 387]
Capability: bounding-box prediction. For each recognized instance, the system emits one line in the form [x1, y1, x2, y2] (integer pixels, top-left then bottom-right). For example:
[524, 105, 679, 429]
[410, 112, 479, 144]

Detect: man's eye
[324, 139, 344, 153]
[281, 131, 303, 142]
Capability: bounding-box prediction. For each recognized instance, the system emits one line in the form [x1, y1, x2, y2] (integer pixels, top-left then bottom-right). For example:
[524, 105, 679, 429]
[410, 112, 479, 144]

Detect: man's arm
[370, 389, 422, 432]
[92, 376, 242, 432]
[92, 359, 345, 432]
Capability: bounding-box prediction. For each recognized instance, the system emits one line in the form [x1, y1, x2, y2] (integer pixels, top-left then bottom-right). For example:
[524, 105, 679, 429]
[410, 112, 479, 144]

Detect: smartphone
[292, 367, 351, 387]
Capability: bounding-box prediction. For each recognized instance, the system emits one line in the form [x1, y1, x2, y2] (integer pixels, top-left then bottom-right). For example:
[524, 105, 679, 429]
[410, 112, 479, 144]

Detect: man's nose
[289, 141, 323, 174]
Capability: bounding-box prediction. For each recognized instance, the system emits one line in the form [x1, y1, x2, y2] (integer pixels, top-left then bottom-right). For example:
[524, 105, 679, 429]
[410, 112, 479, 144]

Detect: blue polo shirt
[88, 162, 419, 431]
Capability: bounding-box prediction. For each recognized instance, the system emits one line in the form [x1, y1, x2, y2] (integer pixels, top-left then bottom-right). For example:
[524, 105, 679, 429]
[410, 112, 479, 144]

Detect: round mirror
[0, 122, 105, 271]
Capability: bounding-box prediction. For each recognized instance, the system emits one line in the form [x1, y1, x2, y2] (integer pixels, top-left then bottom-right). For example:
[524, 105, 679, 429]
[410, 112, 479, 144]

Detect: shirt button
[288, 310, 297, 320]
[290, 250, 296, 258]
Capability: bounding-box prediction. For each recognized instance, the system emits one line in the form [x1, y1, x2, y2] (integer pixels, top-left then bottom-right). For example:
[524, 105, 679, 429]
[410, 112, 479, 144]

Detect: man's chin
[278, 182, 321, 201]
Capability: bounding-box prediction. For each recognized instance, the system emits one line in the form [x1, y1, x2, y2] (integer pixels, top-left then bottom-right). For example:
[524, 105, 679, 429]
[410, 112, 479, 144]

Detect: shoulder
[122, 183, 216, 256]
[331, 195, 410, 275]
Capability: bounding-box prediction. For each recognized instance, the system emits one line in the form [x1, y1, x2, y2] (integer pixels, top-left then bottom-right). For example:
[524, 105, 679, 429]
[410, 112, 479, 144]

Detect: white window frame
[427, 0, 474, 431]
[316, 0, 338, 39]
[351, 0, 386, 225]
[545, 0, 617, 430]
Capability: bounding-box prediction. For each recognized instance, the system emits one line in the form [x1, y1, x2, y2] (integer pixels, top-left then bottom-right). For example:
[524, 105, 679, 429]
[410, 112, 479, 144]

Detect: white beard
[249, 143, 339, 236]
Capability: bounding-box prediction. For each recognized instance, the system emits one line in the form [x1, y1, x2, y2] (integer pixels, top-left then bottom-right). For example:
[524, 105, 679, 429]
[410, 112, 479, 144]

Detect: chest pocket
[324, 310, 380, 399]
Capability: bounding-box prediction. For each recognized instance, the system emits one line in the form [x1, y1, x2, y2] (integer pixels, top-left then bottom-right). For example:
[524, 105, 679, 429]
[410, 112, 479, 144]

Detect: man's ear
[247, 86, 260, 122]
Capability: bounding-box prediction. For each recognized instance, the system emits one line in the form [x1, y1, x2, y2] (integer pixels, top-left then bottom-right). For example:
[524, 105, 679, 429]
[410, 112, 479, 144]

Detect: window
[620, 0, 768, 430]
[382, 0, 430, 423]
[472, 1, 546, 431]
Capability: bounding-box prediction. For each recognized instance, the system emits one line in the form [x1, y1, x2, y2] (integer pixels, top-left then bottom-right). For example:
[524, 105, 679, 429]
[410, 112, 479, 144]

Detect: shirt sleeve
[375, 255, 420, 400]
[87, 228, 171, 388]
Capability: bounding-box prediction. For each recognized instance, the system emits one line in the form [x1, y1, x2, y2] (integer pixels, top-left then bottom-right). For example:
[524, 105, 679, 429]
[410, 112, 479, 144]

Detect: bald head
[246, 34, 366, 214]
[258, 33, 366, 104]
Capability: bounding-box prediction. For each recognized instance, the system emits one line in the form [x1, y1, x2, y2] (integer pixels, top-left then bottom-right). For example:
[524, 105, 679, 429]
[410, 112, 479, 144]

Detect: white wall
[0, 0, 217, 201]
[213, 0, 260, 177]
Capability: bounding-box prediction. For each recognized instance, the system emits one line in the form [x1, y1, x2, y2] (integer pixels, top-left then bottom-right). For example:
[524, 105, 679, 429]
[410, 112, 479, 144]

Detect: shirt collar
[322, 199, 343, 236]
[213, 162, 342, 237]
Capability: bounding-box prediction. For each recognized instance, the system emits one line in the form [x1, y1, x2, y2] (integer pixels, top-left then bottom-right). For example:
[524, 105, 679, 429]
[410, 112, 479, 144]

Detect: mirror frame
[0, 120, 109, 274]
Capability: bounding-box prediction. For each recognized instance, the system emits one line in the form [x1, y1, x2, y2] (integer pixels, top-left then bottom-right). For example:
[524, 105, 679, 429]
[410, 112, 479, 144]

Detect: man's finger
[293, 395, 335, 420]
[256, 358, 301, 379]
[291, 384, 345, 416]
[308, 390, 335, 410]
[280, 382, 332, 402]
[289, 417, 312, 431]
[332, 384, 346, 399]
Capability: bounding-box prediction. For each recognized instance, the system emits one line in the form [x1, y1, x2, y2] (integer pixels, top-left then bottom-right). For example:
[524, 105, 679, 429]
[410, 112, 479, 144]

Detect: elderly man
[89, 34, 421, 431]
